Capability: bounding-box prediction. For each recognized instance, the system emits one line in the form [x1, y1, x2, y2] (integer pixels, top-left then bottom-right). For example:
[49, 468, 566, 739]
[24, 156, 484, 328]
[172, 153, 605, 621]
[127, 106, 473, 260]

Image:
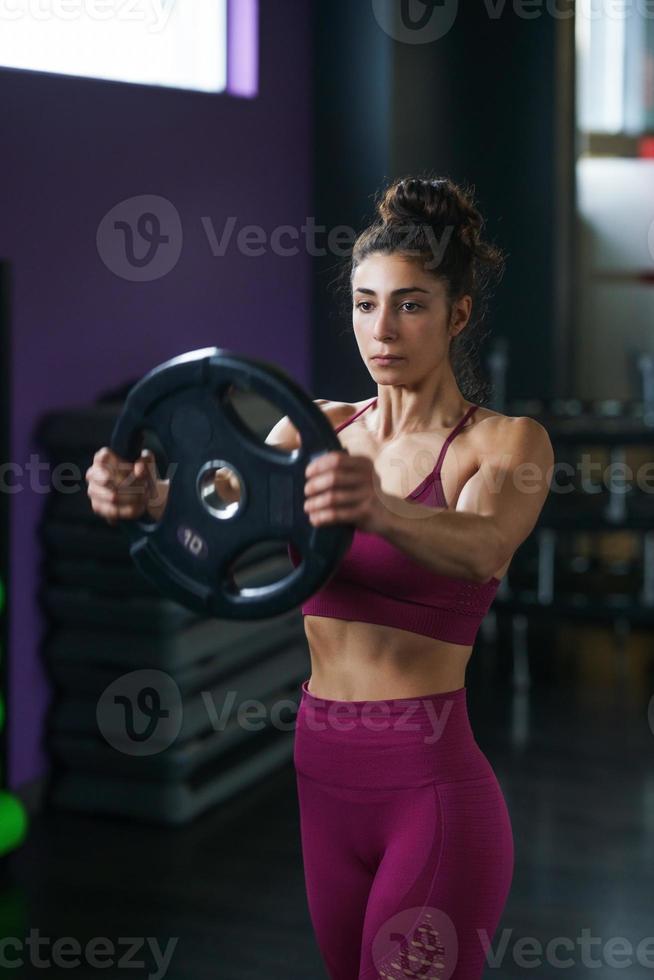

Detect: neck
[370, 389, 472, 442]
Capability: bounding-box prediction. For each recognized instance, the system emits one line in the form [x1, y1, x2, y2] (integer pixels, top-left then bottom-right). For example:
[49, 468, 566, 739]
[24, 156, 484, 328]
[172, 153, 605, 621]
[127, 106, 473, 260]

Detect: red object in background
[638, 136, 654, 158]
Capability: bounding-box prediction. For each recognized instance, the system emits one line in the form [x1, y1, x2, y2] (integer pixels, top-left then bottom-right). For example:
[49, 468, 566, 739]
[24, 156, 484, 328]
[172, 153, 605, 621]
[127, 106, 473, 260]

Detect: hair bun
[377, 176, 482, 247]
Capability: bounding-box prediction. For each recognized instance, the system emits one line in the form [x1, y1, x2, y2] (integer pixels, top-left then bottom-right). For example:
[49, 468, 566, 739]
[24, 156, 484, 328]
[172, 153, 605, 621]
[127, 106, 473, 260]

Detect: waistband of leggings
[295, 679, 489, 787]
[299, 678, 467, 717]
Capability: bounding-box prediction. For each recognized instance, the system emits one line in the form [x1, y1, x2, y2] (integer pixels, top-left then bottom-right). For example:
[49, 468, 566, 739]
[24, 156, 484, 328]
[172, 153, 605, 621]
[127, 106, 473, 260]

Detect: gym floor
[5, 627, 653, 979]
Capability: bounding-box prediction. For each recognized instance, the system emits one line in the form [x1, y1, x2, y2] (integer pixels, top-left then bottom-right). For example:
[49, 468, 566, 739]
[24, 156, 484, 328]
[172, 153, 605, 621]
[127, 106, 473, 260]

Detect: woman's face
[351, 252, 469, 385]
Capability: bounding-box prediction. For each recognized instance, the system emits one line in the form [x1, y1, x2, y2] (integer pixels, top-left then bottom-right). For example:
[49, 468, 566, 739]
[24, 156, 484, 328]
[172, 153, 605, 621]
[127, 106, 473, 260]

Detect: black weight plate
[110, 348, 354, 619]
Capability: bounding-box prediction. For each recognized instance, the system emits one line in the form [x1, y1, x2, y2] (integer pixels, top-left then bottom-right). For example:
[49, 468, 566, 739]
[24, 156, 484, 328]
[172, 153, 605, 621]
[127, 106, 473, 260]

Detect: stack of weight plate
[35, 389, 309, 826]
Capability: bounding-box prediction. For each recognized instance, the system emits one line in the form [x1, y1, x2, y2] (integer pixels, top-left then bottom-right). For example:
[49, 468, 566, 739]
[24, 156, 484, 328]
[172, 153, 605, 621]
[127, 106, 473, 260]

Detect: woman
[87, 175, 554, 980]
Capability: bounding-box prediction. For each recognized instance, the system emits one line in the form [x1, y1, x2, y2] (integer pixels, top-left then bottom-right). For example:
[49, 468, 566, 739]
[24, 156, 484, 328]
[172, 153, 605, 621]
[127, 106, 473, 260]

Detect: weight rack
[488, 398, 654, 689]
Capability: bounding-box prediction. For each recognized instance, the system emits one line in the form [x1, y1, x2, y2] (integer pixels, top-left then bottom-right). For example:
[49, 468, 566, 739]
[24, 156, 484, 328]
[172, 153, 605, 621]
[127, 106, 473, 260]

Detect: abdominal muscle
[303, 614, 473, 701]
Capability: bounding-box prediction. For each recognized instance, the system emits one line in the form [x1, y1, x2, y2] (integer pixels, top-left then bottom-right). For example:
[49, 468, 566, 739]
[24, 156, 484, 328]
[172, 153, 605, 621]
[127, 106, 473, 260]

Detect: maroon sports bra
[288, 399, 501, 644]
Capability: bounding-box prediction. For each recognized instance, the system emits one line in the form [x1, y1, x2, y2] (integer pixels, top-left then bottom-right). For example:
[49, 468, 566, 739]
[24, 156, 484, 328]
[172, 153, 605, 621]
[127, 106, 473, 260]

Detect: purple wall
[0, 0, 313, 790]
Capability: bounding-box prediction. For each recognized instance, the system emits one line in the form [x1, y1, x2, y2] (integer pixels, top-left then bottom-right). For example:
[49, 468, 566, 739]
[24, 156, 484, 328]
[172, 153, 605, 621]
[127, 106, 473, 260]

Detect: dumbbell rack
[488, 399, 654, 689]
[35, 393, 309, 826]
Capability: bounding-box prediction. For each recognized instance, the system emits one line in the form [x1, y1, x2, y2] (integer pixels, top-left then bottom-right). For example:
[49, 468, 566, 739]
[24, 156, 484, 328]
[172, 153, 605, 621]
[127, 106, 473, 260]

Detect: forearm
[379, 499, 500, 582]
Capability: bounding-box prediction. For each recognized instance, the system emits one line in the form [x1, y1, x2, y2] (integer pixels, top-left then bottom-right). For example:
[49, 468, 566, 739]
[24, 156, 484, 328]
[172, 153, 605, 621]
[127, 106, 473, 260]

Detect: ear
[449, 294, 473, 335]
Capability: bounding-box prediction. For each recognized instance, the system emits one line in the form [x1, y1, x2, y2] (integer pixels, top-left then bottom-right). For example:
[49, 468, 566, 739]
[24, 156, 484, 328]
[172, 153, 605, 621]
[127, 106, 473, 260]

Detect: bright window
[577, 3, 654, 135]
[0, 1, 233, 94]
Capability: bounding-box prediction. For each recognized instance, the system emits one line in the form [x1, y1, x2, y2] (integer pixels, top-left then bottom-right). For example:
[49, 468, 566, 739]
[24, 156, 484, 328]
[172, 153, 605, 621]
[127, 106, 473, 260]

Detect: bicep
[456, 417, 555, 563]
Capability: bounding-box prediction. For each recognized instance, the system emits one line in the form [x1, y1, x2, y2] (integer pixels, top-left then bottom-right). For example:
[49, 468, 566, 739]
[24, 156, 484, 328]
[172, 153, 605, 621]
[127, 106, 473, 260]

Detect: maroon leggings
[294, 680, 514, 980]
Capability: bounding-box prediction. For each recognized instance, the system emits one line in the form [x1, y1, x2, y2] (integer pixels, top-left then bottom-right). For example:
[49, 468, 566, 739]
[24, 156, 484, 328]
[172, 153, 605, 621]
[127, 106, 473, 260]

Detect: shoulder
[314, 399, 361, 428]
[265, 398, 359, 450]
[472, 408, 554, 467]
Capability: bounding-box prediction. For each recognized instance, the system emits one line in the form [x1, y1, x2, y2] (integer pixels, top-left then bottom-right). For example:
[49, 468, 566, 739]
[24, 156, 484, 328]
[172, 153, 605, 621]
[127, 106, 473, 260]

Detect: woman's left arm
[381, 417, 555, 582]
[304, 416, 555, 583]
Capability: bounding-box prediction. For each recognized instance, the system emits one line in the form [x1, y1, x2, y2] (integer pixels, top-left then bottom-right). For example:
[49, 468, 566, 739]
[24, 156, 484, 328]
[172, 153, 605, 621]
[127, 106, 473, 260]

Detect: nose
[372, 304, 398, 342]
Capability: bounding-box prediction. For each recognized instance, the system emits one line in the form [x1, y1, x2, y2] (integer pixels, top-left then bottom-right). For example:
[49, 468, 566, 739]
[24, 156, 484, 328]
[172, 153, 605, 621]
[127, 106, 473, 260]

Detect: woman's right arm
[86, 400, 336, 526]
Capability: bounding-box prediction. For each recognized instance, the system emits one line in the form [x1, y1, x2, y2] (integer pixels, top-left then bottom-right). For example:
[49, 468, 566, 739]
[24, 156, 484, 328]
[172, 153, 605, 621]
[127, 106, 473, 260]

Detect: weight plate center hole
[197, 461, 245, 521]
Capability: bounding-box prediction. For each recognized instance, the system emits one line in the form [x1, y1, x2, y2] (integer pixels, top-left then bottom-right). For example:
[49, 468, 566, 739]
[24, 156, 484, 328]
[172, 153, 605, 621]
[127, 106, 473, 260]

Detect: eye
[356, 301, 373, 312]
[401, 302, 421, 312]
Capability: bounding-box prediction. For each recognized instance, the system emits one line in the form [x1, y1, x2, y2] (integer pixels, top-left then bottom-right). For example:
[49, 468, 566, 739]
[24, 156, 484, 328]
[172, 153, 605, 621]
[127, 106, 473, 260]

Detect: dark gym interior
[1, 1, 653, 978]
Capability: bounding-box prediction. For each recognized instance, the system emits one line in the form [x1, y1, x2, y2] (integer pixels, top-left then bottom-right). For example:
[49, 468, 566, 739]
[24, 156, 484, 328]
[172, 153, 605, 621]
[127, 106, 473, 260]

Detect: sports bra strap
[334, 398, 377, 433]
[335, 398, 478, 475]
[433, 404, 478, 474]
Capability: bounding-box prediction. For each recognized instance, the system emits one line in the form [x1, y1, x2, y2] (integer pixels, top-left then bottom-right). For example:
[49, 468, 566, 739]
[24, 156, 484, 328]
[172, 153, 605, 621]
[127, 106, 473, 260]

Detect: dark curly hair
[335, 174, 507, 405]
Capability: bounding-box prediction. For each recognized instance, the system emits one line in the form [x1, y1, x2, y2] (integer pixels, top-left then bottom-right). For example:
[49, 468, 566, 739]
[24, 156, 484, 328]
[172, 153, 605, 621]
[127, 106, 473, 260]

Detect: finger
[305, 469, 364, 497]
[305, 488, 368, 513]
[88, 467, 147, 495]
[88, 484, 119, 504]
[95, 447, 119, 466]
[114, 460, 140, 481]
[96, 448, 133, 477]
[86, 466, 118, 490]
[89, 457, 136, 488]
[90, 483, 148, 506]
[305, 455, 363, 482]
[115, 468, 148, 494]
[305, 451, 348, 478]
